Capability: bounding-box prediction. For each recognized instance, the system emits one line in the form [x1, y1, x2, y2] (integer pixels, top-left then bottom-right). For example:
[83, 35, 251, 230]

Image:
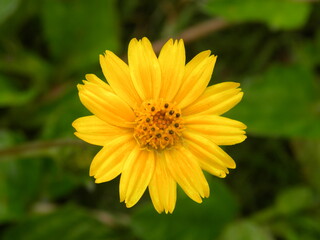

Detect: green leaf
[132, 178, 238, 240]
[0, 129, 25, 149]
[41, 0, 120, 72]
[227, 64, 320, 138]
[275, 186, 313, 215]
[0, 51, 50, 107]
[0, 74, 37, 107]
[295, 30, 320, 69]
[0, 0, 20, 24]
[219, 220, 274, 240]
[41, 157, 84, 200]
[0, 157, 43, 222]
[292, 140, 320, 192]
[203, 0, 311, 30]
[269, 213, 320, 240]
[2, 205, 114, 240]
[40, 89, 89, 139]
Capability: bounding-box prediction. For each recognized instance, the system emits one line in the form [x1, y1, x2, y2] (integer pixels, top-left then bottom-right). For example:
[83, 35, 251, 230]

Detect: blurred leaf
[0, 49, 50, 78]
[119, 0, 140, 18]
[41, 156, 84, 200]
[2, 205, 114, 240]
[227, 64, 320, 138]
[0, 74, 37, 107]
[0, 129, 25, 149]
[41, 0, 120, 73]
[0, 50, 50, 106]
[39, 88, 89, 139]
[275, 186, 313, 215]
[219, 220, 274, 240]
[0, 157, 43, 222]
[295, 30, 320, 69]
[271, 221, 300, 240]
[161, 5, 197, 38]
[0, 0, 20, 24]
[224, 138, 299, 216]
[292, 140, 320, 192]
[132, 178, 238, 240]
[203, 0, 311, 30]
[270, 212, 320, 240]
[293, 215, 320, 239]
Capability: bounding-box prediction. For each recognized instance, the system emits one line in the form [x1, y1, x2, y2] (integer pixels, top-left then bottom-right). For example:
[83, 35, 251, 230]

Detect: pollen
[133, 99, 184, 150]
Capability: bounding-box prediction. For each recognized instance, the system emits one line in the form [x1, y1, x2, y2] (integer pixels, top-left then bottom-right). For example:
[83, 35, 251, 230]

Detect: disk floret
[133, 99, 184, 150]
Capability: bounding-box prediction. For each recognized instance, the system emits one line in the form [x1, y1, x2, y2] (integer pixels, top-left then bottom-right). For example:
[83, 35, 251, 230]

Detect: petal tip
[99, 54, 106, 65]
[77, 84, 84, 91]
[141, 37, 151, 43]
[202, 50, 211, 57]
[95, 178, 104, 184]
[85, 73, 92, 79]
[71, 120, 77, 129]
[125, 201, 137, 208]
[241, 123, 247, 130]
[89, 167, 95, 177]
[129, 38, 138, 45]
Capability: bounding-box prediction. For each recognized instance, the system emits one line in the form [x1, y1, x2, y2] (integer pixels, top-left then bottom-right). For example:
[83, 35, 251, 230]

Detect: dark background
[0, 0, 320, 239]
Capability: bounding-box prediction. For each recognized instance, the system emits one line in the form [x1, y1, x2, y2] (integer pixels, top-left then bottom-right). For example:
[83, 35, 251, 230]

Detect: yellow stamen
[133, 99, 184, 150]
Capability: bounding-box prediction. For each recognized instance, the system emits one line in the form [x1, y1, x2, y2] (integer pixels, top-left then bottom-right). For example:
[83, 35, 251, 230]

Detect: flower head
[72, 37, 246, 213]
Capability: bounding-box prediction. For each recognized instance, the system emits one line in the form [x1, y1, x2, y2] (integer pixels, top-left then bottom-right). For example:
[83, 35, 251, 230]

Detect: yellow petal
[174, 51, 217, 109]
[78, 81, 135, 128]
[206, 134, 247, 146]
[158, 39, 185, 102]
[185, 140, 229, 178]
[120, 147, 155, 208]
[184, 50, 211, 71]
[72, 115, 131, 146]
[185, 114, 246, 129]
[164, 147, 209, 203]
[85, 74, 112, 92]
[72, 115, 130, 135]
[191, 124, 245, 138]
[100, 52, 141, 108]
[148, 152, 177, 214]
[92, 136, 136, 182]
[185, 115, 247, 145]
[128, 37, 161, 100]
[183, 131, 236, 169]
[183, 82, 243, 116]
[73, 132, 109, 146]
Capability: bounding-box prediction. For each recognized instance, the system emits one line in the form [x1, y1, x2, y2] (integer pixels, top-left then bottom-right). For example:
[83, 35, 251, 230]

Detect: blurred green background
[1, 0, 320, 239]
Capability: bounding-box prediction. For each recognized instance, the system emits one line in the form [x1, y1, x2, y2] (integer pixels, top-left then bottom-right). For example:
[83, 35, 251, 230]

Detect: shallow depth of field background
[1, 0, 320, 239]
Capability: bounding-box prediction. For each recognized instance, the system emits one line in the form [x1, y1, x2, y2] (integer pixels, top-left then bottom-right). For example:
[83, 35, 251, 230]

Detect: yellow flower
[72, 37, 246, 213]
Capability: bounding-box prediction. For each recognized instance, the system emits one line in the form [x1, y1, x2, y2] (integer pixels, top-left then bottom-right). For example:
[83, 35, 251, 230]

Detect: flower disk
[72, 37, 247, 214]
[134, 100, 184, 150]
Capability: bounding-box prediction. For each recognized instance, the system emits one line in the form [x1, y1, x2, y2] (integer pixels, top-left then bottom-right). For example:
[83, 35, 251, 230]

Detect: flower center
[133, 99, 184, 150]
